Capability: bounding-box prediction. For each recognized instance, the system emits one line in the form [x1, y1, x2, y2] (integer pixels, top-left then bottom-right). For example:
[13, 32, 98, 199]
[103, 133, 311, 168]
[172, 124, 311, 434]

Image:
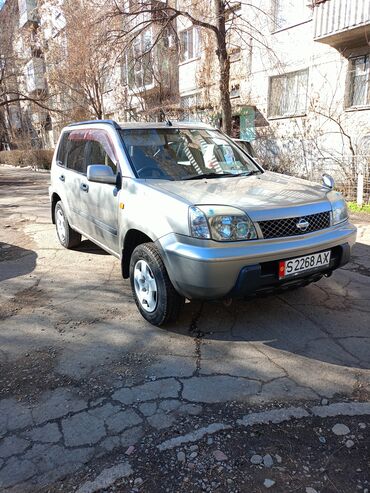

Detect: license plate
[279, 251, 331, 279]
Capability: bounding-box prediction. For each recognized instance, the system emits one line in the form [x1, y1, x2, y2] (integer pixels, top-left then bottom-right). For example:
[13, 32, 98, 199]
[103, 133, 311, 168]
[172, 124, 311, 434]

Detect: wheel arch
[51, 192, 61, 224]
[121, 229, 154, 279]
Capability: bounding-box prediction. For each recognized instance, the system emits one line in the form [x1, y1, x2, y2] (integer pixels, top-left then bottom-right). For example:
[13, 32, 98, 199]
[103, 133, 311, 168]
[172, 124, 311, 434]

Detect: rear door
[62, 130, 90, 234]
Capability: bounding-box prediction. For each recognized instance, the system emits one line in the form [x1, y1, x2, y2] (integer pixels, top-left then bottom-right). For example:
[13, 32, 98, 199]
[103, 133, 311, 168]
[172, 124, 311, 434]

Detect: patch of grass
[347, 201, 370, 214]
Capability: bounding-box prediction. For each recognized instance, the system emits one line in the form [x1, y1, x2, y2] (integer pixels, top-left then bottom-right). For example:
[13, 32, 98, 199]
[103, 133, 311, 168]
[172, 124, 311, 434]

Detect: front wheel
[55, 201, 81, 249]
[129, 243, 184, 326]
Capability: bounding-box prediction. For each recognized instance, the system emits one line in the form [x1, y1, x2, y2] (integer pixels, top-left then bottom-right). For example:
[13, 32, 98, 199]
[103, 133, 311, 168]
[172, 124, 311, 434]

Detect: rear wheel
[55, 201, 81, 249]
[130, 243, 184, 326]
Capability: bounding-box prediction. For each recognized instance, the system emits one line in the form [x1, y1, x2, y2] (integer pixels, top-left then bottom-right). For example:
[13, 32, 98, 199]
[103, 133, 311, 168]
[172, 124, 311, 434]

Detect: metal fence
[336, 176, 370, 205]
[307, 156, 370, 206]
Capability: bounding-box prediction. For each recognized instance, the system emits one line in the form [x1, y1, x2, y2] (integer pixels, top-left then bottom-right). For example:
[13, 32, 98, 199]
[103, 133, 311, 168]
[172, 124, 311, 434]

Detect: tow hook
[324, 272, 332, 278]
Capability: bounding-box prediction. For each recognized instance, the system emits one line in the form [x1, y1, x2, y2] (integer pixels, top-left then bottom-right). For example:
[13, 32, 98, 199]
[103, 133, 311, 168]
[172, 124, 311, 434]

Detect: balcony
[18, 0, 39, 28]
[25, 58, 45, 93]
[313, 0, 370, 49]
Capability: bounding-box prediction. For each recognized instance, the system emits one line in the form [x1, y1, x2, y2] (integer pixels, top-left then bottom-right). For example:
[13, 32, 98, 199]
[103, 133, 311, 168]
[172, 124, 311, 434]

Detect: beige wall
[241, 0, 370, 177]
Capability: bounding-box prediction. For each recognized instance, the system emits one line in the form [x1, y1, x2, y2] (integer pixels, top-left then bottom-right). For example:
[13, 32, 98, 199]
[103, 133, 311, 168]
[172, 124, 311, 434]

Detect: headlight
[189, 206, 257, 241]
[332, 201, 348, 224]
[328, 191, 348, 225]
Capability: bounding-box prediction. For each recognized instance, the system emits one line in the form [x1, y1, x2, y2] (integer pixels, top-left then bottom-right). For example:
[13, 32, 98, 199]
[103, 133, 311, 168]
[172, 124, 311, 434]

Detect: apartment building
[0, 0, 53, 149]
[247, 0, 370, 179]
[175, 0, 370, 180]
[118, 0, 179, 122]
[1, 0, 369, 184]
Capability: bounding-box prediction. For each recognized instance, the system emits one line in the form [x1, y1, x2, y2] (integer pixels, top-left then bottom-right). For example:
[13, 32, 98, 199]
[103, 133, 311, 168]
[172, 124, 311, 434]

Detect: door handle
[80, 182, 89, 192]
[59, 175, 65, 182]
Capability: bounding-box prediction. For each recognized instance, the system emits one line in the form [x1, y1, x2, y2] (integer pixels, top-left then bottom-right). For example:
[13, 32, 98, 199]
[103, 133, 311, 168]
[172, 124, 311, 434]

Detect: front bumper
[156, 221, 357, 299]
[228, 243, 349, 298]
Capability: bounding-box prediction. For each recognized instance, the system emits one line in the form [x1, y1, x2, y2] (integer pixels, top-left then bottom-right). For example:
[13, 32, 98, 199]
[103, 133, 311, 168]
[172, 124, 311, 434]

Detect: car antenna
[159, 109, 172, 127]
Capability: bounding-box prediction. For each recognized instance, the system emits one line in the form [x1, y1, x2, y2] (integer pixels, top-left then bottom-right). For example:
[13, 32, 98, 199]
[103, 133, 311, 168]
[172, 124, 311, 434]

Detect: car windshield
[119, 128, 260, 181]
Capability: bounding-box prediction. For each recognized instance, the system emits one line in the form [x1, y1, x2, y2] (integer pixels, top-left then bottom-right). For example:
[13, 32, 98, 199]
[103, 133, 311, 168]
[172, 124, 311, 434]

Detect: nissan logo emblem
[296, 218, 310, 232]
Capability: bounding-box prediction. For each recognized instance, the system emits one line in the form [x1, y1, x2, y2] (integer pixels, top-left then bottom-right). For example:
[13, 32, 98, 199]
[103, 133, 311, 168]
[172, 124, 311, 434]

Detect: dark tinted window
[65, 130, 88, 174]
[56, 132, 69, 167]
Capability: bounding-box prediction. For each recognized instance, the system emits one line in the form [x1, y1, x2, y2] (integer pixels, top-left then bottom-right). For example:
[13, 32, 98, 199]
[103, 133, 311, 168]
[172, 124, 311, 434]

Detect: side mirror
[87, 165, 117, 185]
[322, 173, 335, 190]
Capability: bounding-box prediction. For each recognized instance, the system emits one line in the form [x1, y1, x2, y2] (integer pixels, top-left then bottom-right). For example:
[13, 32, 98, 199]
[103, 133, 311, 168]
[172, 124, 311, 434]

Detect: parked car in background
[49, 120, 357, 325]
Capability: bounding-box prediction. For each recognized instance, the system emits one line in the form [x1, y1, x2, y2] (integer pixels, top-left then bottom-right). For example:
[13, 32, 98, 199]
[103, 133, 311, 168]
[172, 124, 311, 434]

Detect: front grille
[258, 211, 331, 239]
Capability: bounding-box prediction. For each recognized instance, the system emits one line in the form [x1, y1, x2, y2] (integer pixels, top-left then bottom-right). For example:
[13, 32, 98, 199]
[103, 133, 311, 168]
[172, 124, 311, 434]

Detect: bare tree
[0, 1, 50, 110]
[102, 0, 180, 121]
[105, 0, 272, 135]
[0, 0, 55, 147]
[306, 58, 369, 188]
[43, 0, 119, 123]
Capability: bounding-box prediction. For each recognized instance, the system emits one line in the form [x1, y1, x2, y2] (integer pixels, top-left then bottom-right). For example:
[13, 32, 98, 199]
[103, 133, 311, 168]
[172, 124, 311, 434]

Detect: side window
[56, 132, 69, 167]
[65, 130, 88, 174]
[85, 130, 118, 174]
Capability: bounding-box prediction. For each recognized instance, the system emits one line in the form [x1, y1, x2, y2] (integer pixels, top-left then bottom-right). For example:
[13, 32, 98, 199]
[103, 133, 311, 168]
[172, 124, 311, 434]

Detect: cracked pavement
[0, 166, 369, 492]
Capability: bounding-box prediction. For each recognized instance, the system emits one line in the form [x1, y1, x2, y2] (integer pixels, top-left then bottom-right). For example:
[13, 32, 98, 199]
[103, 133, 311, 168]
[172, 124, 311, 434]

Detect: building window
[348, 55, 370, 107]
[181, 93, 201, 121]
[103, 68, 114, 93]
[120, 30, 153, 90]
[272, 0, 312, 31]
[230, 83, 240, 99]
[18, 0, 37, 17]
[179, 27, 200, 62]
[229, 47, 241, 63]
[26, 62, 34, 79]
[268, 69, 308, 118]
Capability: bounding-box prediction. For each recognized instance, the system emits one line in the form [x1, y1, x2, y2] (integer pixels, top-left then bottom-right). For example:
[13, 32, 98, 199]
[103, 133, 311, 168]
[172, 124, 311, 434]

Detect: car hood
[149, 171, 332, 221]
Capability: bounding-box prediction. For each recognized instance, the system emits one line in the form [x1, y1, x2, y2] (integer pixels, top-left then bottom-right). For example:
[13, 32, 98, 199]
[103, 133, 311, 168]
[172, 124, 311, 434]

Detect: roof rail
[68, 119, 121, 130]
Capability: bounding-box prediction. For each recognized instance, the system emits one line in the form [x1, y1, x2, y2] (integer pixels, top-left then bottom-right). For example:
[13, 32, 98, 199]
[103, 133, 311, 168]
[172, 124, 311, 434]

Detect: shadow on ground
[0, 242, 37, 282]
[74, 240, 110, 255]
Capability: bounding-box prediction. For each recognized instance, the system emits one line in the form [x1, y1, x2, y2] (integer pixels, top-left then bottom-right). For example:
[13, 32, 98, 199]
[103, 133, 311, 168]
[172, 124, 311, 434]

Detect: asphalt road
[0, 165, 369, 492]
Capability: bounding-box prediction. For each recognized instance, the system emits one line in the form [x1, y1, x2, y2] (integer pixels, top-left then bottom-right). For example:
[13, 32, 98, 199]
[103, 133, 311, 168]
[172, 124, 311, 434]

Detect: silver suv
[49, 120, 357, 325]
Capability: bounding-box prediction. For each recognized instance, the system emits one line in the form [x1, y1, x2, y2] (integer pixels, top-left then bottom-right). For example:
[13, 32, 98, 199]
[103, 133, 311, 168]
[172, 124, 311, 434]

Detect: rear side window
[65, 130, 88, 174]
[56, 132, 69, 167]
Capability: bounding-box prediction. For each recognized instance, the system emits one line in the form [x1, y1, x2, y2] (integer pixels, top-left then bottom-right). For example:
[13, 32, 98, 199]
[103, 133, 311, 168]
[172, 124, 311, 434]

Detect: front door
[82, 129, 120, 253]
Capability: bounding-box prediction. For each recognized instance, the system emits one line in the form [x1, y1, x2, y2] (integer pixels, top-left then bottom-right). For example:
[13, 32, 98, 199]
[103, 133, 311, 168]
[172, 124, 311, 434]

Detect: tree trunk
[214, 0, 232, 135]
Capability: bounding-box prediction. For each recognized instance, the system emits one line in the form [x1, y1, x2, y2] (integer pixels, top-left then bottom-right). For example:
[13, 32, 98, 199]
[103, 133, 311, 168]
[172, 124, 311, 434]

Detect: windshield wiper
[232, 170, 261, 177]
[182, 172, 237, 181]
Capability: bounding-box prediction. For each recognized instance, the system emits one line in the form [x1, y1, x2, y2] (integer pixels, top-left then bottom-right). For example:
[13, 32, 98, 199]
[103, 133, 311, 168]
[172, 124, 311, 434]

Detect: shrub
[0, 149, 54, 170]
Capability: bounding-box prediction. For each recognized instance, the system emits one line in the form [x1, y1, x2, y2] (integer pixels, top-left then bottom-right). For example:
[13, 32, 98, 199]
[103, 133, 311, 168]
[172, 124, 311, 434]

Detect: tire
[55, 201, 81, 249]
[130, 242, 184, 326]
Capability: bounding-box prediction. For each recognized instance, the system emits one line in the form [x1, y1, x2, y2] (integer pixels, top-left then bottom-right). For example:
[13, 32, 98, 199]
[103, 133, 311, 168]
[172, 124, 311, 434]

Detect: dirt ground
[0, 165, 369, 493]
